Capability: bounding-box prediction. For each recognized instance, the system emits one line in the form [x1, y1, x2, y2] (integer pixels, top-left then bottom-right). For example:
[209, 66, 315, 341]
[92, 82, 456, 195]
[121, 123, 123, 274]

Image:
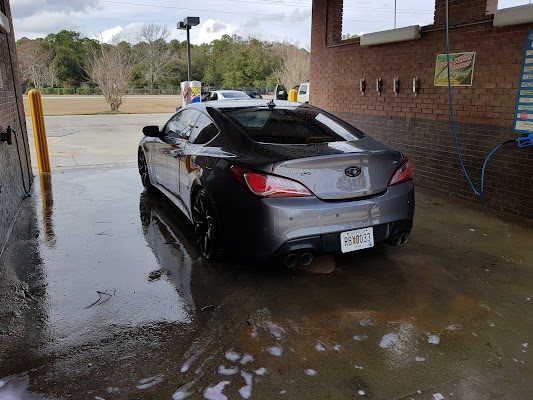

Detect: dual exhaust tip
[391, 232, 409, 247]
[283, 252, 314, 268]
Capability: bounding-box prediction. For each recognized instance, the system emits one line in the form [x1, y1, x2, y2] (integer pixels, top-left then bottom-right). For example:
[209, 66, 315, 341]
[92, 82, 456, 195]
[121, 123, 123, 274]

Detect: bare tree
[273, 42, 310, 90]
[17, 41, 56, 88]
[86, 42, 133, 111]
[135, 24, 172, 93]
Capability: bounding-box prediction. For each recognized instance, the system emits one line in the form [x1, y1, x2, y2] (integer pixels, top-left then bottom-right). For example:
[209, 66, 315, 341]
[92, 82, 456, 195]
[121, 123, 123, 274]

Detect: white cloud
[192, 19, 238, 45]
[11, 0, 100, 19]
[12, 10, 83, 38]
[96, 26, 123, 43]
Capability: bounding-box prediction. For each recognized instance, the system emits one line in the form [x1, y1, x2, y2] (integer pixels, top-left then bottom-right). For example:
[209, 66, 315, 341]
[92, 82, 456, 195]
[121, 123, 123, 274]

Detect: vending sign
[434, 52, 476, 86]
[514, 31, 533, 133]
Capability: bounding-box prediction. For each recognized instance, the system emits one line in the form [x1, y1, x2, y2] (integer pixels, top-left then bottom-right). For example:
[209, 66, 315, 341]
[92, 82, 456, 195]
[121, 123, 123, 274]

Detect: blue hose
[444, 0, 512, 196]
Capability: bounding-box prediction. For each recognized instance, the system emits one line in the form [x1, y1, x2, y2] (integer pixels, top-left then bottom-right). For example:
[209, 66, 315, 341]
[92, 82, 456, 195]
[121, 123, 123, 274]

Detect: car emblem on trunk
[345, 166, 362, 177]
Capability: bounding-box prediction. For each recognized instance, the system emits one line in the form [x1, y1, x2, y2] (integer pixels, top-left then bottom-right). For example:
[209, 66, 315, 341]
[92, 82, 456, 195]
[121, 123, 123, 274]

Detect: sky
[9, 0, 532, 46]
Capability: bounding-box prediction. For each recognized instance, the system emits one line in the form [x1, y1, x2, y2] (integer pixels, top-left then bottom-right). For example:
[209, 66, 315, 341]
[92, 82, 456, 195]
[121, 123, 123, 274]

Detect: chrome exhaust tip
[391, 235, 402, 246]
[391, 232, 409, 246]
[299, 252, 314, 266]
[284, 253, 299, 268]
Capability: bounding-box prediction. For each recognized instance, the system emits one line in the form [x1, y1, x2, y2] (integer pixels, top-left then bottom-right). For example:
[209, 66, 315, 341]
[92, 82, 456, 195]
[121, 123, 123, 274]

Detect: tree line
[16, 26, 310, 110]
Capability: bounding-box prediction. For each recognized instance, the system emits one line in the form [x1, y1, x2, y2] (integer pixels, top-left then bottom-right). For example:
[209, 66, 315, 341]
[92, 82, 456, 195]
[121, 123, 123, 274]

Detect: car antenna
[267, 99, 276, 108]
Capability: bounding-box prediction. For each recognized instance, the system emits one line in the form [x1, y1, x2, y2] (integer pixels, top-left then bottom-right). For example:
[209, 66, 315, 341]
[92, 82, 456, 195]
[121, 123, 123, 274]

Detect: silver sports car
[138, 100, 414, 266]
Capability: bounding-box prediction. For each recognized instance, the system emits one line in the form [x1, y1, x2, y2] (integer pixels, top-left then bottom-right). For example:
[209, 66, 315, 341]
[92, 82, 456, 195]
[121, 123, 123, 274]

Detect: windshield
[221, 106, 365, 144]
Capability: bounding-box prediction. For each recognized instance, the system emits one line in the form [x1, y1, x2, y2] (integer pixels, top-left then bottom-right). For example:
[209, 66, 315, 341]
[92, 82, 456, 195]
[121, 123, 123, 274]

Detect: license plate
[340, 227, 374, 253]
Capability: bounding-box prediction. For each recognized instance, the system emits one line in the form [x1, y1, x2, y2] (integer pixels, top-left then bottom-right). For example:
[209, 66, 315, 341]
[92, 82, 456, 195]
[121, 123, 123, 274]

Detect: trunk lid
[267, 139, 403, 200]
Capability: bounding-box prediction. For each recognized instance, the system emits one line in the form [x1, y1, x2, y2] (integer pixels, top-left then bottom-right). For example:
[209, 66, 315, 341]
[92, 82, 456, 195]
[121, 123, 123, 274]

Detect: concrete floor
[0, 166, 532, 400]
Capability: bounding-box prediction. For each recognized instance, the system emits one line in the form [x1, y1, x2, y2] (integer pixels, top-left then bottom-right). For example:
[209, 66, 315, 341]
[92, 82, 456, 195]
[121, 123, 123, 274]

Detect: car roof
[186, 100, 306, 111]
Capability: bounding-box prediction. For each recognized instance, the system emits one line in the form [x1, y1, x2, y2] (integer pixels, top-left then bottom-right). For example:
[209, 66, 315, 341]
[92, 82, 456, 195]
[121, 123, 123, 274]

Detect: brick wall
[0, 0, 32, 252]
[311, 0, 533, 218]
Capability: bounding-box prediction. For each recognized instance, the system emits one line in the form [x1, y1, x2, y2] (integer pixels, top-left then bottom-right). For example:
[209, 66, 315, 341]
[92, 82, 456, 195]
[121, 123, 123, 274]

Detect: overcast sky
[10, 0, 531, 46]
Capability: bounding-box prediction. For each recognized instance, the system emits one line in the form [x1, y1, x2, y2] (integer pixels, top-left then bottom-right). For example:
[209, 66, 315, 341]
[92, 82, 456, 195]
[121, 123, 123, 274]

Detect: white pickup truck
[274, 82, 310, 103]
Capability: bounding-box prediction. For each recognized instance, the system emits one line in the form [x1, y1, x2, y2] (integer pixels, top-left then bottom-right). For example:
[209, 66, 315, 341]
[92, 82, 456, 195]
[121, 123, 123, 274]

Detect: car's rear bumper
[213, 181, 415, 263]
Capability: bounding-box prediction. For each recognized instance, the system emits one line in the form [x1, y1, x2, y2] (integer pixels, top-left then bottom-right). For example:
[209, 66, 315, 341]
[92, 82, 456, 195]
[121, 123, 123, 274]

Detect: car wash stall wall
[311, 0, 533, 218]
[0, 0, 32, 250]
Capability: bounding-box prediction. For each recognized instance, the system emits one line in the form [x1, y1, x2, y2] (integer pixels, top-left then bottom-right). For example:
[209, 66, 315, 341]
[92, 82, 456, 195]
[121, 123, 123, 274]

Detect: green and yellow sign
[434, 52, 476, 86]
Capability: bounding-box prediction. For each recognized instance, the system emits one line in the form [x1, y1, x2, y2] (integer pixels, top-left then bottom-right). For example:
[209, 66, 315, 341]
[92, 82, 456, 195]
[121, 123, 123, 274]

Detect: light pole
[178, 17, 200, 82]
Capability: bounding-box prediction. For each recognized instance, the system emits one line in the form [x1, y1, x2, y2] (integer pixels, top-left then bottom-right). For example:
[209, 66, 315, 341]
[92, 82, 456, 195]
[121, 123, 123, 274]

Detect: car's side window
[163, 110, 199, 142]
[189, 113, 219, 145]
[209, 93, 218, 101]
[299, 84, 308, 95]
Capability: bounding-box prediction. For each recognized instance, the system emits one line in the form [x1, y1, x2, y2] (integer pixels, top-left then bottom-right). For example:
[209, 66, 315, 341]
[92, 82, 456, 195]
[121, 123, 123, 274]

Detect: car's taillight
[388, 158, 412, 186]
[231, 167, 312, 198]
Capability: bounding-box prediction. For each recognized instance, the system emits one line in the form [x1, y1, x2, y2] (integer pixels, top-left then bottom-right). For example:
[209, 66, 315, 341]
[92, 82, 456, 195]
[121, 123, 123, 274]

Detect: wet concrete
[0, 166, 532, 399]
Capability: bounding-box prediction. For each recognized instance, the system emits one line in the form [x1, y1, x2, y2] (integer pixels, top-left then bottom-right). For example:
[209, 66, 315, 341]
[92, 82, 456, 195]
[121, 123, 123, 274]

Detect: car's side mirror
[143, 126, 161, 137]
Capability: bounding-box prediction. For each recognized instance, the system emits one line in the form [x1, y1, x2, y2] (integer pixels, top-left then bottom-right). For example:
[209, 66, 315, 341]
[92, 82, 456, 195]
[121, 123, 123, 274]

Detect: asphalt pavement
[0, 115, 532, 399]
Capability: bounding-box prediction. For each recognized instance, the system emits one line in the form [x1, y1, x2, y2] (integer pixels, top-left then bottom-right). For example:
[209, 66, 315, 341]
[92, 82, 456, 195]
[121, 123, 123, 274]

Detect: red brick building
[311, 0, 533, 217]
[0, 0, 32, 252]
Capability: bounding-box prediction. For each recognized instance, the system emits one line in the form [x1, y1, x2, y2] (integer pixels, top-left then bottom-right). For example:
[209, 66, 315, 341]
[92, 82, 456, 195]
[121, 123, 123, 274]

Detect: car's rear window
[220, 91, 250, 99]
[221, 107, 365, 144]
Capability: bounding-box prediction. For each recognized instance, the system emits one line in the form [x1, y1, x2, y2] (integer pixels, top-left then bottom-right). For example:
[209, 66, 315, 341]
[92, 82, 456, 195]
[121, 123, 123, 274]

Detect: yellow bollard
[288, 88, 298, 102]
[28, 89, 51, 173]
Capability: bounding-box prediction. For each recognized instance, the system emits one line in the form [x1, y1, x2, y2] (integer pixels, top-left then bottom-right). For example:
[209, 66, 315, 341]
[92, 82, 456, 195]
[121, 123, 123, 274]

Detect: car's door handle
[170, 149, 183, 158]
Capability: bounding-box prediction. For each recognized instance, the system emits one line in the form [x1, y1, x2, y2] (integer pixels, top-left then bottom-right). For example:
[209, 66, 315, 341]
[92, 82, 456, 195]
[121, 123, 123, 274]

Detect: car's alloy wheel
[138, 151, 153, 192]
[192, 189, 220, 260]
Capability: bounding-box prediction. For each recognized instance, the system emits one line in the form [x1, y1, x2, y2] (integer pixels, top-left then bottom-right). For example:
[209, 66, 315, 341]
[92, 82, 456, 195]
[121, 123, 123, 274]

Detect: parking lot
[1, 115, 532, 399]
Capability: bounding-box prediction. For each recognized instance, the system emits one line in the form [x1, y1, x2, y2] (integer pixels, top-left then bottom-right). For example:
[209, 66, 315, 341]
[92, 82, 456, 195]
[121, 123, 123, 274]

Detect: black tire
[192, 189, 222, 261]
[138, 150, 155, 192]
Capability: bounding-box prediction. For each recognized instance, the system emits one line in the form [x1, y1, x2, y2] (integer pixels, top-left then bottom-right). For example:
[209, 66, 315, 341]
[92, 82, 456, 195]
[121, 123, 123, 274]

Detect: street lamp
[178, 16, 200, 82]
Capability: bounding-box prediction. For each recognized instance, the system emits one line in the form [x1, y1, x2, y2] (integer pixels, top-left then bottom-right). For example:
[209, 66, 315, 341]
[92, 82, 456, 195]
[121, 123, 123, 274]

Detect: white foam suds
[432, 393, 445, 400]
[240, 353, 254, 364]
[95, 397, 105, 400]
[280, 390, 287, 394]
[266, 345, 283, 357]
[315, 343, 326, 352]
[305, 369, 317, 376]
[358, 389, 366, 395]
[203, 381, 230, 400]
[225, 350, 241, 362]
[446, 324, 463, 331]
[172, 382, 194, 400]
[353, 334, 368, 342]
[415, 356, 426, 362]
[266, 322, 284, 339]
[359, 318, 374, 327]
[522, 343, 529, 348]
[254, 368, 267, 376]
[333, 345, 342, 351]
[181, 355, 198, 373]
[218, 365, 239, 376]
[354, 365, 364, 370]
[136, 374, 164, 390]
[250, 326, 258, 338]
[106, 387, 120, 393]
[239, 371, 253, 399]
[427, 334, 440, 345]
[488, 321, 495, 327]
[239, 385, 252, 399]
[379, 333, 399, 349]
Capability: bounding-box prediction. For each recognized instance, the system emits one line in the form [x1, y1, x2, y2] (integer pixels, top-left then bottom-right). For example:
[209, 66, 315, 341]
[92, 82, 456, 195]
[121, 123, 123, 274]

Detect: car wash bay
[0, 115, 532, 399]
